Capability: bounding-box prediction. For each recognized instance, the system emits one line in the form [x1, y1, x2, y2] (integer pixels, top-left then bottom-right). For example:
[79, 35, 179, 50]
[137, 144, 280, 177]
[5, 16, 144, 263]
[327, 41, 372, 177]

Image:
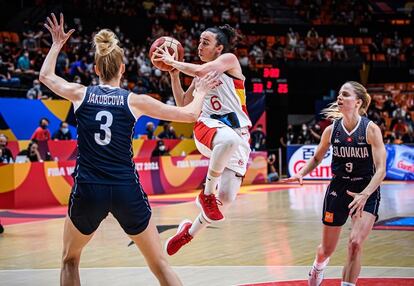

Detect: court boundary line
[1, 266, 414, 271]
[238, 276, 414, 285]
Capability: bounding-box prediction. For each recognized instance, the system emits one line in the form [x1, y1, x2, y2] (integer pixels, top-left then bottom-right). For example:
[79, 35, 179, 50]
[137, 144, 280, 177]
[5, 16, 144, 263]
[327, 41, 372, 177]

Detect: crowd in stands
[0, 1, 413, 169]
[0, 17, 179, 102]
[0, 0, 413, 101]
[280, 122, 324, 146]
[240, 29, 414, 66]
[285, 0, 372, 26]
[367, 83, 414, 144]
[0, 117, 74, 163]
[77, 0, 261, 25]
[281, 82, 414, 145]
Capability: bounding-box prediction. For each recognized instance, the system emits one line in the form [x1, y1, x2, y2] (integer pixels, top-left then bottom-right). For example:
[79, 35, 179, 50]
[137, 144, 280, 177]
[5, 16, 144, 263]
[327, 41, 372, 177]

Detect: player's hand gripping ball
[149, 36, 184, 71]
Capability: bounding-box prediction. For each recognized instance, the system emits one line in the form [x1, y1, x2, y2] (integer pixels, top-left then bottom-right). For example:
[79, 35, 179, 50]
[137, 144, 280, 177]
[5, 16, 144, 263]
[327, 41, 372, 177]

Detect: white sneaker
[308, 265, 324, 286]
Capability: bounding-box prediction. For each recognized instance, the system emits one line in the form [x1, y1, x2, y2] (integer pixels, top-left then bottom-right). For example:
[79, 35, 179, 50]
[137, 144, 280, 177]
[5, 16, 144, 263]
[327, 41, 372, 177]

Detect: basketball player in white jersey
[154, 24, 252, 255]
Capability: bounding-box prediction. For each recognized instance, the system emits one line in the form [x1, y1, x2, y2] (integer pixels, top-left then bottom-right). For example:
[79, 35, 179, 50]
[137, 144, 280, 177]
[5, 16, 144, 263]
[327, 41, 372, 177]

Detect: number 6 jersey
[330, 116, 375, 178]
[200, 73, 252, 128]
[72, 85, 139, 185]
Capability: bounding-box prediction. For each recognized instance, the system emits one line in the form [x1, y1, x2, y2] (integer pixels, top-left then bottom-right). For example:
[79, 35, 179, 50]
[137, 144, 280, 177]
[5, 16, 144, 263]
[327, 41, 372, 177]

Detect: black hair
[28, 140, 38, 151]
[205, 24, 237, 53]
[39, 117, 49, 125]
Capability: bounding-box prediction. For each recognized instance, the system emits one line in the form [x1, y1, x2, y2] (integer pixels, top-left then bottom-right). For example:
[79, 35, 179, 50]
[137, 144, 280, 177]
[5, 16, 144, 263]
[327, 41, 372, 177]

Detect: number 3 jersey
[330, 116, 375, 178]
[200, 73, 252, 128]
[72, 85, 139, 185]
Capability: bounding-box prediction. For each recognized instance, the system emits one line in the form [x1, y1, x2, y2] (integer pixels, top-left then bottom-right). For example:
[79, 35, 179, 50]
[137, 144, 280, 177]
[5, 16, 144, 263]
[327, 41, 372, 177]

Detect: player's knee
[348, 237, 363, 254]
[218, 191, 237, 206]
[148, 255, 170, 277]
[61, 247, 81, 265]
[61, 254, 80, 269]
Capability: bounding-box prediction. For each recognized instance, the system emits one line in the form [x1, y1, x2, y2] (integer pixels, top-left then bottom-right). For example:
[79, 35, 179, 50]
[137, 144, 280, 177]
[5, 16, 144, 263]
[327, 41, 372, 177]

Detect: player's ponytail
[321, 101, 342, 120]
[206, 24, 238, 53]
[321, 81, 371, 120]
[93, 29, 124, 82]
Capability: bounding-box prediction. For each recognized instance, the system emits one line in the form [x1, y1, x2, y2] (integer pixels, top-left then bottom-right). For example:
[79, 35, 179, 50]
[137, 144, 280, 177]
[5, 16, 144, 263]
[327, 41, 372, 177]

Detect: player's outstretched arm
[155, 46, 239, 78]
[130, 71, 220, 122]
[282, 125, 333, 184]
[169, 69, 196, 107]
[39, 13, 85, 105]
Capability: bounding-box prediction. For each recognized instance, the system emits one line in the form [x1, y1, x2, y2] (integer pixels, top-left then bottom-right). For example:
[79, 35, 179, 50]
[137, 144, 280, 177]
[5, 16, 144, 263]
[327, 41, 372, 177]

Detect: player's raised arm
[129, 71, 221, 122]
[39, 13, 85, 105]
[282, 125, 333, 184]
[155, 50, 240, 78]
[168, 69, 196, 107]
[154, 25, 243, 79]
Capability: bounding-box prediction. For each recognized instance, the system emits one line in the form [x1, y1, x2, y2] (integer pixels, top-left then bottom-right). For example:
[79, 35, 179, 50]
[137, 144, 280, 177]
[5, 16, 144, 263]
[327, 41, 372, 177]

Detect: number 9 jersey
[72, 85, 139, 185]
[330, 116, 375, 179]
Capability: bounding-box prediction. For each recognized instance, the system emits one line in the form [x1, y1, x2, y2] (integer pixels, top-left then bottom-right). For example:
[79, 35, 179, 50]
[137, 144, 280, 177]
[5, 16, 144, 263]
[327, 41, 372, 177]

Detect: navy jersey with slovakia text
[330, 116, 375, 178]
[72, 85, 138, 184]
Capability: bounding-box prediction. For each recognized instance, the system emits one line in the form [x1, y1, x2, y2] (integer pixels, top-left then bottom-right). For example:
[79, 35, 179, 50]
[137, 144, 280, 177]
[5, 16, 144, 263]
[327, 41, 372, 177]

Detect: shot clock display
[250, 67, 288, 95]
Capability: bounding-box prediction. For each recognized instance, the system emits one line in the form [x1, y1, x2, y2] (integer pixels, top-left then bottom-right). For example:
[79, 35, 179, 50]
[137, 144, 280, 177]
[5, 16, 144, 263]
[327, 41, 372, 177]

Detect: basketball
[149, 36, 184, 71]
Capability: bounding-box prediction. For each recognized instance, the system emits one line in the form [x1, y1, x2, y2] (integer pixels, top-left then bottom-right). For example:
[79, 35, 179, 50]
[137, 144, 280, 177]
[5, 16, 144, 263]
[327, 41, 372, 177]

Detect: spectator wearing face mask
[151, 140, 169, 157]
[52, 121, 72, 140]
[31, 117, 51, 141]
[17, 50, 31, 72]
[27, 79, 48, 99]
[297, 123, 312, 144]
[250, 124, 266, 151]
[0, 134, 14, 163]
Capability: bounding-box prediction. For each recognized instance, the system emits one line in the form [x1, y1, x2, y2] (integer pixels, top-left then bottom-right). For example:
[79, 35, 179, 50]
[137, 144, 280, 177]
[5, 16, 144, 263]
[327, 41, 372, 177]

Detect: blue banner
[385, 144, 414, 180]
[287, 144, 414, 181]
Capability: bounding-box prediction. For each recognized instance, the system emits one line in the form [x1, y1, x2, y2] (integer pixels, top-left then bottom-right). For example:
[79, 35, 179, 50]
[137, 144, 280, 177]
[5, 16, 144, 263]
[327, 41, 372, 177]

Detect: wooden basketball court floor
[0, 181, 413, 285]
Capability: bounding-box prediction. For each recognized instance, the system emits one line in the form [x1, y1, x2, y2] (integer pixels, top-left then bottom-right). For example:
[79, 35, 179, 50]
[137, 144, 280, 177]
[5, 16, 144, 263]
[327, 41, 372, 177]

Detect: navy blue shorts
[68, 182, 152, 235]
[322, 176, 380, 226]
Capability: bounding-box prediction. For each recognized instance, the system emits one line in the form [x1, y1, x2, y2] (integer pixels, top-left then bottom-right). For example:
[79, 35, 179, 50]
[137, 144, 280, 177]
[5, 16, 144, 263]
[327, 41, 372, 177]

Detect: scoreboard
[250, 67, 288, 95]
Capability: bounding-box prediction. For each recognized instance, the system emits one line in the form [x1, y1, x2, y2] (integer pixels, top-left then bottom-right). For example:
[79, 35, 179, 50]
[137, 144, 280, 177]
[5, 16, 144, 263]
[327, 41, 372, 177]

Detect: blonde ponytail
[321, 101, 343, 120]
[93, 29, 124, 82]
[321, 81, 371, 120]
